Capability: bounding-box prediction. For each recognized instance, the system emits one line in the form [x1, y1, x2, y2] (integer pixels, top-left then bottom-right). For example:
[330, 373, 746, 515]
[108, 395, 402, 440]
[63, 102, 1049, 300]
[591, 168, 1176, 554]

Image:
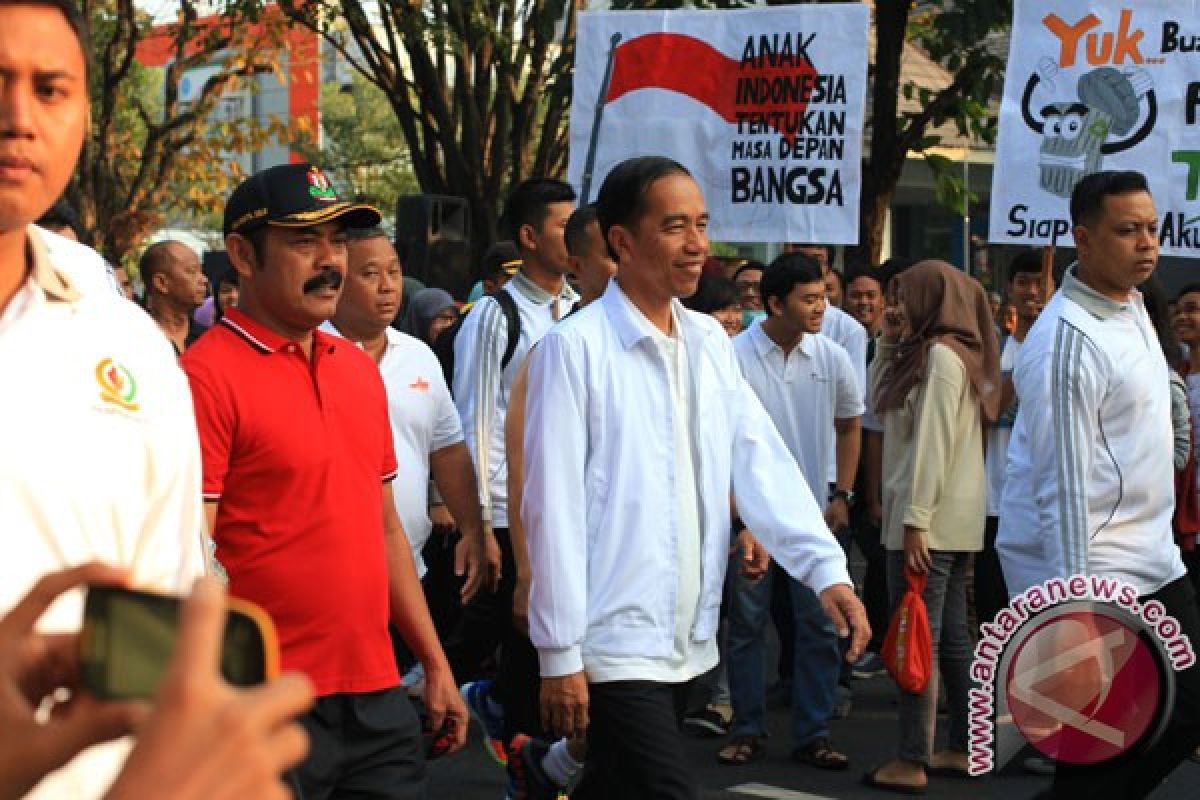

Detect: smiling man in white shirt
[522, 156, 868, 799]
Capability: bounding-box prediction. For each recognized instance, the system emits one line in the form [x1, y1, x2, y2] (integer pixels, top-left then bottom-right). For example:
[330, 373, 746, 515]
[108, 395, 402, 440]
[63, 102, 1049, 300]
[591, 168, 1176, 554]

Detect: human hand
[540, 672, 589, 741]
[731, 529, 770, 582]
[457, 523, 502, 604]
[105, 577, 313, 800]
[824, 497, 850, 533]
[0, 563, 143, 800]
[904, 527, 932, 575]
[819, 583, 871, 664]
[420, 665, 468, 754]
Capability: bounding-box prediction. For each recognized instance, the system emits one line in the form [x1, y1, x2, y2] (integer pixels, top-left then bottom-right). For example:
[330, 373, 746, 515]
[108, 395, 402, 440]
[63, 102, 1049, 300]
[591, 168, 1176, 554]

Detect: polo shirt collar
[26, 225, 80, 303]
[749, 318, 813, 359]
[509, 270, 579, 307]
[221, 307, 335, 355]
[603, 280, 712, 350]
[1062, 263, 1131, 321]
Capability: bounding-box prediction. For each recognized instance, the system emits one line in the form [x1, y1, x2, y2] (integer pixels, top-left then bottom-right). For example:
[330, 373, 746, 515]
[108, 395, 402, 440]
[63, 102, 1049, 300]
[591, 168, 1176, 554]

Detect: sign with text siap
[990, 0, 1200, 257]
[568, 5, 868, 244]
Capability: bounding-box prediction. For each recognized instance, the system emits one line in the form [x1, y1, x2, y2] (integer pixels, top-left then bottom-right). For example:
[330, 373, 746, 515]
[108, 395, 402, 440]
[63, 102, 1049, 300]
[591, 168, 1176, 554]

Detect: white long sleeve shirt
[453, 272, 577, 527]
[522, 282, 851, 679]
[998, 267, 1185, 596]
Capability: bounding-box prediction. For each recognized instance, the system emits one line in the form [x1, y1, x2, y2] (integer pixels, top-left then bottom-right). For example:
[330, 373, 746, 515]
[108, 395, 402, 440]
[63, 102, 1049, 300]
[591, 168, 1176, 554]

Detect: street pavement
[426, 671, 1200, 799]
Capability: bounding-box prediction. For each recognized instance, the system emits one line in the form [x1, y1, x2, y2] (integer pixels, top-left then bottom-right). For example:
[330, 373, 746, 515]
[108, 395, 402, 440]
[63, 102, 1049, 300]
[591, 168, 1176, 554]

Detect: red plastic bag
[882, 569, 932, 694]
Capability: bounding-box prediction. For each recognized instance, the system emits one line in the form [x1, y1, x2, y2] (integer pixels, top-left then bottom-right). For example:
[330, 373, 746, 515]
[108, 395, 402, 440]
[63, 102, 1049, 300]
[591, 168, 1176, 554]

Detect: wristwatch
[830, 488, 855, 506]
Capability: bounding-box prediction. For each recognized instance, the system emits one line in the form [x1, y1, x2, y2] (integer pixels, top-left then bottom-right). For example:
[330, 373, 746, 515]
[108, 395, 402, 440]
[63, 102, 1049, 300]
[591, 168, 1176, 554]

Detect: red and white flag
[568, 5, 868, 244]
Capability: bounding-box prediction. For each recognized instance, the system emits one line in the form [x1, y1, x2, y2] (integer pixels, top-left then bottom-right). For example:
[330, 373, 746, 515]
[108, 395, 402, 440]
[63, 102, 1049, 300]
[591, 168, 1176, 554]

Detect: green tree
[296, 73, 419, 219]
[71, 0, 290, 261]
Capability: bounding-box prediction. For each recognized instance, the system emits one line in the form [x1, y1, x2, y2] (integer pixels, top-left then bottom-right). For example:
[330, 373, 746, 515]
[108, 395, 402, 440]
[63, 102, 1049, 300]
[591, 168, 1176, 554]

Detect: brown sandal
[716, 735, 766, 766]
[793, 737, 850, 770]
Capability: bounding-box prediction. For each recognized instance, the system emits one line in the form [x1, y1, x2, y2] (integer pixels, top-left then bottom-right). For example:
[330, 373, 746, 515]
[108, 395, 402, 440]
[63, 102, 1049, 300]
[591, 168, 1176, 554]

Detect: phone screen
[81, 587, 275, 700]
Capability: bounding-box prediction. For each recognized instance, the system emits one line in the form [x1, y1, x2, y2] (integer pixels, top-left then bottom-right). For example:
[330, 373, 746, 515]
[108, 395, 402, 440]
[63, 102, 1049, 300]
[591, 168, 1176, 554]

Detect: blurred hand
[731, 529, 770, 582]
[904, 527, 933, 575]
[541, 672, 589, 740]
[419, 665, 467, 755]
[429, 504, 457, 538]
[456, 522, 502, 604]
[819, 584, 871, 664]
[0, 563, 143, 800]
[824, 497, 849, 533]
[105, 578, 314, 800]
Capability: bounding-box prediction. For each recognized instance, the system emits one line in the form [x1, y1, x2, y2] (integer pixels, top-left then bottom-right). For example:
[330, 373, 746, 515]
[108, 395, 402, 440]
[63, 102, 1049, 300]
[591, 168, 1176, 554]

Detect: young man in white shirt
[450, 178, 578, 770]
[999, 170, 1200, 798]
[721, 252, 863, 771]
[522, 156, 868, 798]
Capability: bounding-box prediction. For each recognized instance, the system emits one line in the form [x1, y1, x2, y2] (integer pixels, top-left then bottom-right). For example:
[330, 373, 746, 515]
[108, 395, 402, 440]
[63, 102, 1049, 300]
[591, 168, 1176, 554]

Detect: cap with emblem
[223, 163, 382, 236]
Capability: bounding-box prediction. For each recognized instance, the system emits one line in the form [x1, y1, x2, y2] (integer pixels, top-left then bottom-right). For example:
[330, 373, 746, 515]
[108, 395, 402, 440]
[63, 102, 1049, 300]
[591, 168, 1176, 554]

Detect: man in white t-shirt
[328, 227, 496, 599]
[0, 3, 206, 795]
[977, 249, 1046, 633]
[723, 252, 863, 771]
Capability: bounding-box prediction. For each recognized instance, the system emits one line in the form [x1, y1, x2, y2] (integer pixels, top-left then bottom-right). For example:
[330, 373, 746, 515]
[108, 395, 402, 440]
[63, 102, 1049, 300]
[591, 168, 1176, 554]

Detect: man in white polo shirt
[327, 226, 496, 597]
[0, 1, 206, 796]
[722, 252, 863, 771]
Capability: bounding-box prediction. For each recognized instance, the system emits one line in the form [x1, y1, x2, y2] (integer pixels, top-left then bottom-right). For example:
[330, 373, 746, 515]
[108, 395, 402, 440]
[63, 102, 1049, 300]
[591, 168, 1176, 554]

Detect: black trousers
[289, 686, 426, 800]
[440, 526, 543, 740]
[573, 681, 697, 800]
[848, 506, 889, 653]
[1051, 576, 1200, 799]
[975, 516, 1011, 635]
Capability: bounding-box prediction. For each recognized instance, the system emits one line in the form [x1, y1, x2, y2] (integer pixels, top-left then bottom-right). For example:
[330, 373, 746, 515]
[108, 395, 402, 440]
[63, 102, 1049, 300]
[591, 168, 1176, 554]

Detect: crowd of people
[6, 1, 1200, 799]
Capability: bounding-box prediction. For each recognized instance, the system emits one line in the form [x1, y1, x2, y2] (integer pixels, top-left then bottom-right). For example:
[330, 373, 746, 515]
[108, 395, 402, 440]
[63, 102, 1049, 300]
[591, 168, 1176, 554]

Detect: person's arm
[1170, 372, 1191, 471]
[452, 297, 508, 526]
[430, 443, 497, 602]
[1018, 327, 1106, 579]
[523, 333, 591, 739]
[505, 359, 533, 635]
[381, 485, 468, 750]
[826, 344, 864, 532]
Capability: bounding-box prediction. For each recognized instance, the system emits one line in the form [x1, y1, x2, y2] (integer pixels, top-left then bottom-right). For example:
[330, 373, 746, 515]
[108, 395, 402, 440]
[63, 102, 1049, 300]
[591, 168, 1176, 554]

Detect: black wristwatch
[830, 488, 855, 506]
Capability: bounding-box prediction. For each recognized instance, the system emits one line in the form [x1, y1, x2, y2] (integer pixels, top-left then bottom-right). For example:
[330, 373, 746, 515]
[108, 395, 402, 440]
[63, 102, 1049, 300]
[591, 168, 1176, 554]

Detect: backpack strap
[494, 288, 521, 370]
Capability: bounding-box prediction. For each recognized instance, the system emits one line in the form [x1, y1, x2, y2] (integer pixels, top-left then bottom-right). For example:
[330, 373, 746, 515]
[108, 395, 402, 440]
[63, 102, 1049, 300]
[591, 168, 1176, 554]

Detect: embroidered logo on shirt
[95, 358, 139, 411]
[409, 377, 430, 392]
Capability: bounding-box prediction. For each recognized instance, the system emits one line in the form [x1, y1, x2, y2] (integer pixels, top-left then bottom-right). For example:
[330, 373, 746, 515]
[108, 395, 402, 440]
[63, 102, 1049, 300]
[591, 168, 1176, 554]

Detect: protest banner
[568, 4, 869, 244]
[990, 0, 1200, 256]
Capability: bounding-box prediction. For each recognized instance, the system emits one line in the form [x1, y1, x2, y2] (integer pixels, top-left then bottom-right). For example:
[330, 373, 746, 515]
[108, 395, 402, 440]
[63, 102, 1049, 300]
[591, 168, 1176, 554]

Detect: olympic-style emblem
[307, 166, 338, 203]
[95, 357, 140, 411]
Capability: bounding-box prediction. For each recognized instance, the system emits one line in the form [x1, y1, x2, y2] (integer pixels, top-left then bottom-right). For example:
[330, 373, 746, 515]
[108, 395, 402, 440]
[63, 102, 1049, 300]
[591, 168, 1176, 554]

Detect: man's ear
[225, 233, 258, 279]
[518, 222, 539, 253]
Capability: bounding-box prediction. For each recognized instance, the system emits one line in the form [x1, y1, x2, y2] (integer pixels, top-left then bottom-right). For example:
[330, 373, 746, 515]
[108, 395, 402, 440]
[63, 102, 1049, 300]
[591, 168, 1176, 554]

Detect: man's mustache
[303, 270, 343, 293]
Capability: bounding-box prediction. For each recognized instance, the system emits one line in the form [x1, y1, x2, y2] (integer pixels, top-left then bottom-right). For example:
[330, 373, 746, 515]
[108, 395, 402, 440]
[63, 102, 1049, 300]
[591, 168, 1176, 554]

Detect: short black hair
[1176, 283, 1200, 302]
[682, 274, 738, 314]
[596, 157, 692, 259]
[731, 260, 765, 283]
[36, 200, 86, 242]
[2, 0, 89, 70]
[1070, 170, 1151, 228]
[761, 252, 824, 315]
[844, 264, 883, 291]
[827, 267, 845, 294]
[1008, 249, 1043, 279]
[138, 240, 184, 293]
[565, 205, 600, 258]
[878, 256, 916, 292]
[500, 178, 576, 241]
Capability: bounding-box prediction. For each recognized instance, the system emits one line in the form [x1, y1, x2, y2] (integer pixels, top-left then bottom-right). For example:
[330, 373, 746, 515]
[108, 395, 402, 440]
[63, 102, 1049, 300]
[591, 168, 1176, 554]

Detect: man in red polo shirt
[182, 163, 467, 799]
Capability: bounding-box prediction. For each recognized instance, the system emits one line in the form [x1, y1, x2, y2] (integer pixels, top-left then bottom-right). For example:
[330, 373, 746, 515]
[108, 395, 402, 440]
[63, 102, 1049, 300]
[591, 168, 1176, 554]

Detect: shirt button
[285, 344, 297, 353]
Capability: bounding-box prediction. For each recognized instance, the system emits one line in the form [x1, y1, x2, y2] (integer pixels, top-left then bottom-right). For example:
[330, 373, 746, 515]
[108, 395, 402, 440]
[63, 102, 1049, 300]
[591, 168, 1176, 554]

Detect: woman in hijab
[401, 288, 459, 347]
[864, 260, 1000, 794]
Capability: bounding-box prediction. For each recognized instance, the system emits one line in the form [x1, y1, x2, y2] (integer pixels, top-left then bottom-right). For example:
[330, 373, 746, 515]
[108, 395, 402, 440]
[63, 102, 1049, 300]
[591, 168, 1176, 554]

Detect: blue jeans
[727, 557, 840, 747]
[885, 550, 972, 764]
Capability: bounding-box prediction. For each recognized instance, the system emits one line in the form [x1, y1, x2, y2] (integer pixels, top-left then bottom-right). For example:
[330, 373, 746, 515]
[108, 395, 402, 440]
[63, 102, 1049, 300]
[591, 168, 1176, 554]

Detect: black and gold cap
[223, 163, 382, 236]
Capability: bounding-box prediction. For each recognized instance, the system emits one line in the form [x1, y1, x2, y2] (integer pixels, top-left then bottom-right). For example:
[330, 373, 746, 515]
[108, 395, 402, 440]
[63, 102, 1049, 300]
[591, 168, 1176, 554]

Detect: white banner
[568, 5, 869, 244]
[990, 0, 1200, 256]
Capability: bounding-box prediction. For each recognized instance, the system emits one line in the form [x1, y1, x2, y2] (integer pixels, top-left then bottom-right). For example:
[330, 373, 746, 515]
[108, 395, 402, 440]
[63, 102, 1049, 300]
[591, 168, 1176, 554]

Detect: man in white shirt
[523, 156, 868, 798]
[449, 177, 578, 769]
[999, 170, 1200, 798]
[786, 243, 868, 388]
[328, 226, 495, 598]
[723, 252, 863, 771]
[0, 2, 207, 796]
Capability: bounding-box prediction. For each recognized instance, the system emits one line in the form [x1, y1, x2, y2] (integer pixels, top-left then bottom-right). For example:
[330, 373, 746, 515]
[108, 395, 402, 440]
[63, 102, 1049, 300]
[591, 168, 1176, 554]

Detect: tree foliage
[72, 0, 291, 261]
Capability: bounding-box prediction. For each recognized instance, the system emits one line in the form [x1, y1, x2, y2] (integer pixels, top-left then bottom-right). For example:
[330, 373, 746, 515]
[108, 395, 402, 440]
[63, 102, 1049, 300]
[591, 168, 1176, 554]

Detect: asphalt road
[425, 671, 1200, 799]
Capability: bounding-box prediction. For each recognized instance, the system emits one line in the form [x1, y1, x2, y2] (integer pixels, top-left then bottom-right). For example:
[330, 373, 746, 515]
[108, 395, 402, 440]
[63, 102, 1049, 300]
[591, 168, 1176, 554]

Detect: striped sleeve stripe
[472, 298, 506, 512]
[1051, 320, 1089, 576]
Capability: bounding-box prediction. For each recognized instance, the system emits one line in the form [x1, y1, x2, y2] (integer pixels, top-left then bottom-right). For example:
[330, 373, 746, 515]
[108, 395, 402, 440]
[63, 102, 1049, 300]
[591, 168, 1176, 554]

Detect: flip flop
[861, 767, 927, 795]
[716, 735, 766, 766]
